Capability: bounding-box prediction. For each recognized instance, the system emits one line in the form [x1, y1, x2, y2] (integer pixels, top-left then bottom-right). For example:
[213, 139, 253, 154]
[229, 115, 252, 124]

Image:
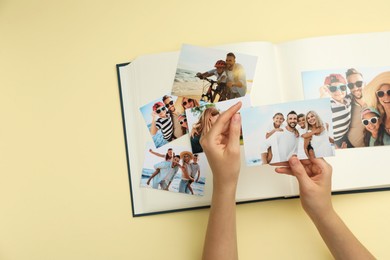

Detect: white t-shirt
[297, 127, 308, 159]
[272, 127, 299, 163]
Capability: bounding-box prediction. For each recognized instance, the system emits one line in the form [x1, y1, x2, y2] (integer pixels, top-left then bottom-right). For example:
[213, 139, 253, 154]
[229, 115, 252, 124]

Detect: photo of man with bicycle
[171, 44, 257, 104]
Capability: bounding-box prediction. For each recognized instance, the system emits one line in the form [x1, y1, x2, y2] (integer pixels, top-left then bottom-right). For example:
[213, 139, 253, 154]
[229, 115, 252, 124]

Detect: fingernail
[290, 156, 298, 166]
[232, 113, 241, 123]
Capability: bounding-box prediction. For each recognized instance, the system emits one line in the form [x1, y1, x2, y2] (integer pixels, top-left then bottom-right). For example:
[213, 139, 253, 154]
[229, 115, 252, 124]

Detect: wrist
[213, 178, 238, 196]
[305, 204, 335, 223]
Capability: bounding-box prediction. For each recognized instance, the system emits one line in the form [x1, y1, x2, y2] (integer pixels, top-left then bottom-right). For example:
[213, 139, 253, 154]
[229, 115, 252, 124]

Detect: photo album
[117, 32, 390, 217]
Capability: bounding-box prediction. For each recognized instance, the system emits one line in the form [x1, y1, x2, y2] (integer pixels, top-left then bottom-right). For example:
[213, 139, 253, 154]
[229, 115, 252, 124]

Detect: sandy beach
[171, 81, 205, 98]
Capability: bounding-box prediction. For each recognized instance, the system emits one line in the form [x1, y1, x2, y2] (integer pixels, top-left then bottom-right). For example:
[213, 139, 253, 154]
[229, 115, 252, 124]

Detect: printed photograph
[140, 143, 207, 196]
[186, 96, 251, 154]
[139, 94, 188, 148]
[171, 44, 258, 103]
[241, 98, 335, 166]
[302, 67, 390, 149]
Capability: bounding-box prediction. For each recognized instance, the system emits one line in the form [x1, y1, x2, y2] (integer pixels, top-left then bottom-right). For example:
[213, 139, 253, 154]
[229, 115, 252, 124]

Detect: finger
[274, 166, 293, 176]
[226, 113, 242, 153]
[309, 157, 332, 179]
[271, 162, 289, 167]
[209, 101, 242, 136]
[288, 156, 312, 187]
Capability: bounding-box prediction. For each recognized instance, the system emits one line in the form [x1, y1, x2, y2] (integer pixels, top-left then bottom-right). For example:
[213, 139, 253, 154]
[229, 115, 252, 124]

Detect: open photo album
[117, 31, 390, 217]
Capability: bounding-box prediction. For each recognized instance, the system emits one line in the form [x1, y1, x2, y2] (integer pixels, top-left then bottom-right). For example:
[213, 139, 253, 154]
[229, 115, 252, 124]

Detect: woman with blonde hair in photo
[301, 110, 334, 158]
[363, 71, 390, 140]
[190, 107, 220, 153]
[181, 97, 200, 111]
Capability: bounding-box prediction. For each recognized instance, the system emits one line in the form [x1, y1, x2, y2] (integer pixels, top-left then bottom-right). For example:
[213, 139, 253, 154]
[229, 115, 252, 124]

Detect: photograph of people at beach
[139, 94, 188, 148]
[140, 143, 207, 196]
[171, 44, 258, 103]
[240, 98, 335, 166]
[302, 66, 390, 149]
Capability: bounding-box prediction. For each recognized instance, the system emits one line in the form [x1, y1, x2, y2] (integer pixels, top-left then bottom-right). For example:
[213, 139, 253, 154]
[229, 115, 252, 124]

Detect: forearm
[309, 209, 375, 260]
[149, 150, 164, 157]
[302, 132, 314, 138]
[150, 120, 158, 135]
[265, 130, 275, 139]
[202, 183, 238, 260]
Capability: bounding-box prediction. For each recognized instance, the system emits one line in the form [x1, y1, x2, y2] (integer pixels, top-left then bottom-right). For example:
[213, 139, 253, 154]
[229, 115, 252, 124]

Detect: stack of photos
[139, 44, 258, 196]
[302, 67, 390, 149]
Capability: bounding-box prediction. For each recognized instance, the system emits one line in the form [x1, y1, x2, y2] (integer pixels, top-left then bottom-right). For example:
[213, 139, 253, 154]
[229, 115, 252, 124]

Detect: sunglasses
[182, 99, 193, 107]
[179, 118, 187, 125]
[165, 100, 174, 108]
[347, 81, 363, 89]
[362, 117, 379, 126]
[328, 85, 347, 92]
[376, 89, 390, 98]
[156, 106, 166, 114]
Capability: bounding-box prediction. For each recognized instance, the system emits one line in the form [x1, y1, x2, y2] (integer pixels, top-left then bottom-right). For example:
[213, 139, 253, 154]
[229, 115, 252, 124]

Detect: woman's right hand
[274, 156, 333, 219]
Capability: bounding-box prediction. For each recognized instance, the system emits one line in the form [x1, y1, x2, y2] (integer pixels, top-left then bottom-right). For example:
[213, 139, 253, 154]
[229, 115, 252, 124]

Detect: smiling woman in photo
[363, 71, 390, 144]
[301, 110, 334, 158]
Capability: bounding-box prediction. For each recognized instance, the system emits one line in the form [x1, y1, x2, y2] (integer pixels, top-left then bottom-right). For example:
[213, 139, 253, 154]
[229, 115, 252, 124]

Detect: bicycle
[196, 75, 231, 103]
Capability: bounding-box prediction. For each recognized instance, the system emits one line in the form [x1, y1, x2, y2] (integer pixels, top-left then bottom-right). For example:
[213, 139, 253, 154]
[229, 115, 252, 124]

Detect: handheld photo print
[241, 98, 335, 166]
[140, 143, 207, 196]
[172, 44, 258, 103]
[186, 96, 251, 154]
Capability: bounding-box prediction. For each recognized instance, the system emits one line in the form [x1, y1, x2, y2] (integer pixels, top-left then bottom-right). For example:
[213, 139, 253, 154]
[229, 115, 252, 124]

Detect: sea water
[141, 168, 206, 196]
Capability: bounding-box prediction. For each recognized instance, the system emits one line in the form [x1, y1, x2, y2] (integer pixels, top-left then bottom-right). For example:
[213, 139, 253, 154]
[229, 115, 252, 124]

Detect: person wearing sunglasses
[150, 101, 175, 142]
[344, 68, 367, 148]
[361, 107, 390, 146]
[181, 97, 199, 110]
[363, 71, 390, 141]
[323, 73, 352, 148]
[200, 102, 374, 260]
[162, 95, 184, 139]
[178, 113, 188, 135]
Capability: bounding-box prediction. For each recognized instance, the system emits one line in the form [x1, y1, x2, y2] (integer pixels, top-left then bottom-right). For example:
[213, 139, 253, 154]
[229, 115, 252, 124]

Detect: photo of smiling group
[302, 67, 390, 149]
[240, 98, 335, 166]
[139, 94, 196, 148]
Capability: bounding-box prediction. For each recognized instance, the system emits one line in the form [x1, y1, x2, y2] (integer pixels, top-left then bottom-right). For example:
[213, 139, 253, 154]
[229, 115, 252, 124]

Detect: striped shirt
[330, 97, 352, 141]
[156, 115, 174, 141]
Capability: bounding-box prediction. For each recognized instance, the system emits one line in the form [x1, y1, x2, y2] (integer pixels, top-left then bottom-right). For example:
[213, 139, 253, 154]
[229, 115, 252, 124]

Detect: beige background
[1, 0, 390, 259]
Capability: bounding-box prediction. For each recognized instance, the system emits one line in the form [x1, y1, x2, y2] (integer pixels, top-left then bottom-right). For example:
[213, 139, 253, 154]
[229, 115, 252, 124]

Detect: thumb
[288, 156, 312, 187]
[226, 113, 241, 153]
